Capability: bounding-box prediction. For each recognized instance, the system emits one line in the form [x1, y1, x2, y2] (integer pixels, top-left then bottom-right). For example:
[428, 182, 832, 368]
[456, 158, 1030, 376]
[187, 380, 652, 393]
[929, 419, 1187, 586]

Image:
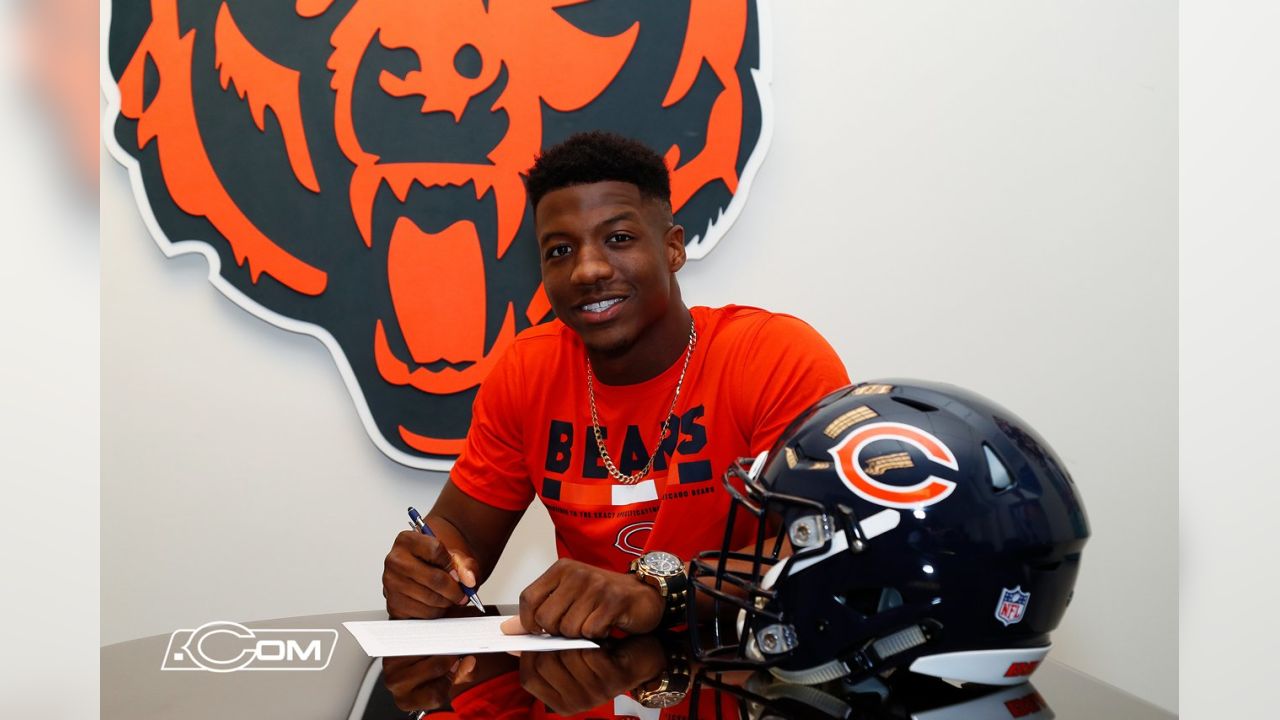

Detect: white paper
[342, 616, 599, 657]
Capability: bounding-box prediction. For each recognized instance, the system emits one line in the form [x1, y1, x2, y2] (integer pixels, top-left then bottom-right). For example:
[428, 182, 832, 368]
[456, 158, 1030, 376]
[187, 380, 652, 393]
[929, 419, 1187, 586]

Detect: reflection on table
[361, 631, 1059, 719]
[101, 609, 1174, 720]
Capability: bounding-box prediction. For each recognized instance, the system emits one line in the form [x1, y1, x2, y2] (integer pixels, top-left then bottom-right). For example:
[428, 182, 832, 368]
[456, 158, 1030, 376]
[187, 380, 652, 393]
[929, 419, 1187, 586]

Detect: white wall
[1180, 3, 1280, 716]
[101, 0, 1176, 712]
[0, 5, 99, 714]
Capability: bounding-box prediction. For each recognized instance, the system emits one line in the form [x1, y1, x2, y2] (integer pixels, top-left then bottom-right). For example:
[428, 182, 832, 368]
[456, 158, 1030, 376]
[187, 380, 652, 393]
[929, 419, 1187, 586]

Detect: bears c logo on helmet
[828, 421, 960, 509]
[104, 0, 771, 470]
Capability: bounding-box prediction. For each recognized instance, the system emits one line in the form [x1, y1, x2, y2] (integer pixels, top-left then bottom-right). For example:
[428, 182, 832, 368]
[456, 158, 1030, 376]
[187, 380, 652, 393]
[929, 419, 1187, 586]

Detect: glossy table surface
[101, 609, 1175, 719]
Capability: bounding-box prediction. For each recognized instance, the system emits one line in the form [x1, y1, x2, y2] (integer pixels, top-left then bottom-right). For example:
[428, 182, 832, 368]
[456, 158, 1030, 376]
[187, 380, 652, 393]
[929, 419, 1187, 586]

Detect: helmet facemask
[691, 452, 937, 685]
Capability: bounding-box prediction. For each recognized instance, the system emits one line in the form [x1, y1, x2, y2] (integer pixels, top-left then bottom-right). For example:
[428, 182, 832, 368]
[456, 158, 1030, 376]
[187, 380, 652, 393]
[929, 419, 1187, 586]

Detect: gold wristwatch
[631, 655, 691, 709]
[629, 550, 689, 627]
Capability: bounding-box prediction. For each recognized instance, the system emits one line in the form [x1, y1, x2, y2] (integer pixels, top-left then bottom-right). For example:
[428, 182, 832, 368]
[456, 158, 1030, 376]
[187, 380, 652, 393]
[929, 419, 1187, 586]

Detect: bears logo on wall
[104, 0, 771, 470]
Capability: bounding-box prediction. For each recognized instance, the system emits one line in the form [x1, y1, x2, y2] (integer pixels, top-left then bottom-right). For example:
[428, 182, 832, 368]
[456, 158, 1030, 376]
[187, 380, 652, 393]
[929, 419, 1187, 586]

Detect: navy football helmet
[690, 380, 1090, 686]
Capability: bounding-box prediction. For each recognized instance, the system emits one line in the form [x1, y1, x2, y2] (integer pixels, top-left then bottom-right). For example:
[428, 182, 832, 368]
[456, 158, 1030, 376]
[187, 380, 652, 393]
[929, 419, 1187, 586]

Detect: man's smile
[576, 295, 630, 322]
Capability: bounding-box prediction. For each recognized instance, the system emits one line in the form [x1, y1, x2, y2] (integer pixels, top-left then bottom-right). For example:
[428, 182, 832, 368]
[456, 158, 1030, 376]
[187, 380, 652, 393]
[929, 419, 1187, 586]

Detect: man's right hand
[382, 654, 475, 713]
[383, 528, 482, 619]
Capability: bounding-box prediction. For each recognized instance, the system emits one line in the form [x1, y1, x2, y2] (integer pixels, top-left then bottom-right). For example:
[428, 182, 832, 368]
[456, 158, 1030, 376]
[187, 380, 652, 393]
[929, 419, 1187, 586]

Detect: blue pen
[407, 506, 485, 612]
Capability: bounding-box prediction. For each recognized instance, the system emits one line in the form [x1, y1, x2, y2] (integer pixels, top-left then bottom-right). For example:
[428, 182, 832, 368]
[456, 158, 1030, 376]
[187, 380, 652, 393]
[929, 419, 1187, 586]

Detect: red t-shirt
[440, 669, 741, 719]
[450, 305, 850, 572]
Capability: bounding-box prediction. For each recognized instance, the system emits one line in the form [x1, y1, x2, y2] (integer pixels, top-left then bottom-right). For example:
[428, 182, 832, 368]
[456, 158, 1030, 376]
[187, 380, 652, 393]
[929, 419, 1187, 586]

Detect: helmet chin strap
[743, 673, 873, 717]
[766, 624, 933, 686]
[769, 658, 853, 686]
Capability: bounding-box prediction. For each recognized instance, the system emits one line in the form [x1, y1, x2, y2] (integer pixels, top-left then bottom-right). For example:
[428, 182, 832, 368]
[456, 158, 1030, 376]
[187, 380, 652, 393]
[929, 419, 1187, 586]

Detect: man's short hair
[525, 131, 672, 211]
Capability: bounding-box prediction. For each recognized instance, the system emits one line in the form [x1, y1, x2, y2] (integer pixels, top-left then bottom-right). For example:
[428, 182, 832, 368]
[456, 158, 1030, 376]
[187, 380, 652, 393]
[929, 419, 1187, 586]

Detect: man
[382, 131, 848, 638]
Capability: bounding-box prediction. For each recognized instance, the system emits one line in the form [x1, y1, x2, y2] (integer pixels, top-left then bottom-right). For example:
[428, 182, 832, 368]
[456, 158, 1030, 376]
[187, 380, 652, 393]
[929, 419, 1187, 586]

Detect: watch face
[642, 551, 682, 576]
[640, 690, 687, 709]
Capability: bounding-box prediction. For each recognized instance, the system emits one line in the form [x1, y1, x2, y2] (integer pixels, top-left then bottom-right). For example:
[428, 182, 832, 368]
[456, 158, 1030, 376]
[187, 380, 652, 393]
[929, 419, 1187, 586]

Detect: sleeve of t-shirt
[738, 314, 851, 456]
[449, 345, 536, 512]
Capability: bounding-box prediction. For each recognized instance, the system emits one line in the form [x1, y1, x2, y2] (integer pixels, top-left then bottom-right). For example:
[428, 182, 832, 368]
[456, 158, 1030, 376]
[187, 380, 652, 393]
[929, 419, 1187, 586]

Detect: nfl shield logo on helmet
[995, 586, 1031, 626]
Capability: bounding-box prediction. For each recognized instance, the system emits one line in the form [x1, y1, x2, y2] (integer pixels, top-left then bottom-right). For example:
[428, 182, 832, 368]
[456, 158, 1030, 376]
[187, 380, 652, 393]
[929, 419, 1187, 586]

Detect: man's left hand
[517, 635, 667, 715]
[501, 559, 663, 638]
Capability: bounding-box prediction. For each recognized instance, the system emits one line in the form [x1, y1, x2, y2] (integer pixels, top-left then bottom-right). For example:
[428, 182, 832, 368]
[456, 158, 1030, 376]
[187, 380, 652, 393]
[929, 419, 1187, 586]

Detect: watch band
[631, 633, 692, 709]
[632, 658, 691, 709]
[631, 552, 690, 628]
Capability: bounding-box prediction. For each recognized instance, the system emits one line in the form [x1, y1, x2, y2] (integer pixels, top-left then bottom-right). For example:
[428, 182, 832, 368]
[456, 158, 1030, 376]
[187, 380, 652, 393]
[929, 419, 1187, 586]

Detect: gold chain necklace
[586, 318, 698, 485]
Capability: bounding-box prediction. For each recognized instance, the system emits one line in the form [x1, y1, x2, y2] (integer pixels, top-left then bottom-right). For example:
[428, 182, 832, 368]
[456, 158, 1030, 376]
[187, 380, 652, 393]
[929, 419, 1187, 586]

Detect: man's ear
[665, 224, 686, 272]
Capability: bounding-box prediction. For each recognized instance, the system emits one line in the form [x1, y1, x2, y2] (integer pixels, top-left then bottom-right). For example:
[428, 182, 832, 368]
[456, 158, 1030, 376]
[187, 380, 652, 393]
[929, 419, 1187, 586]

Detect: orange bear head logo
[107, 0, 769, 469]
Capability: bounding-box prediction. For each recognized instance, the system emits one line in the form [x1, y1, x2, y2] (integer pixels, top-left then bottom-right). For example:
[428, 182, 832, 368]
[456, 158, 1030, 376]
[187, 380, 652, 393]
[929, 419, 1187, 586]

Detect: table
[101, 609, 1175, 719]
